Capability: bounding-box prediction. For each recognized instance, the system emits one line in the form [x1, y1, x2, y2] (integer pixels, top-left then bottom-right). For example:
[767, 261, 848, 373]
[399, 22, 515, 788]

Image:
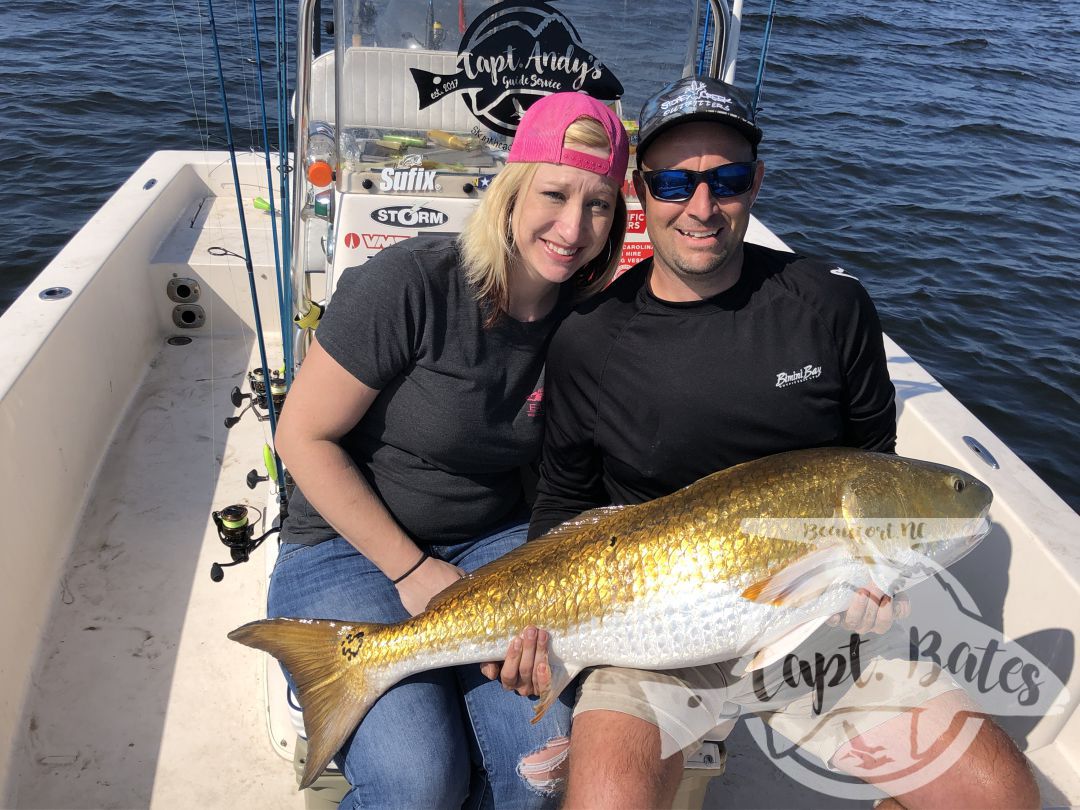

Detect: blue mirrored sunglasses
[640, 162, 757, 202]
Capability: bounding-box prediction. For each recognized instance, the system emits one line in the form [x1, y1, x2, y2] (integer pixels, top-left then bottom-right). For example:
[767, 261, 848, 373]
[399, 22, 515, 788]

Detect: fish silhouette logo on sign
[410, 0, 623, 136]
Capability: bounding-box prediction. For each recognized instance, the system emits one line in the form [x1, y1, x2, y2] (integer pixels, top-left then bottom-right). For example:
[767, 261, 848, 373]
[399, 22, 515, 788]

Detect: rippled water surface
[0, 0, 1077, 509]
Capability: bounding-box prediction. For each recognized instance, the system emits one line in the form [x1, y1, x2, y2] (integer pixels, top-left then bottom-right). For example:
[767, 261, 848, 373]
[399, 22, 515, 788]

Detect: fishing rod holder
[209, 504, 279, 582]
[224, 368, 287, 428]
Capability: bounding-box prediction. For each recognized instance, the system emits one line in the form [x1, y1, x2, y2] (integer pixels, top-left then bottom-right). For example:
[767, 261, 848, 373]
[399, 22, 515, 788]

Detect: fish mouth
[966, 514, 992, 546]
[898, 514, 994, 581]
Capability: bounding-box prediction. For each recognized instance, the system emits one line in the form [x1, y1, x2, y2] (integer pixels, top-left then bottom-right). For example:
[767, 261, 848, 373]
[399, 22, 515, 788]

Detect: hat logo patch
[658, 80, 735, 117]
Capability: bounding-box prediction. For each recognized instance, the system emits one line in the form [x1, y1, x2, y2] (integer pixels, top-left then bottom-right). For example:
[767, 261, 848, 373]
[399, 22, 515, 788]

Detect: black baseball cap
[637, 76, 762, 167]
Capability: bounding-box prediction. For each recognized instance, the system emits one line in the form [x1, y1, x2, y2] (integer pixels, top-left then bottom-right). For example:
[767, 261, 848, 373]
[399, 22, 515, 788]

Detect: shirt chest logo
[526, 387, 544, 418]
[775, 364, 822, 389]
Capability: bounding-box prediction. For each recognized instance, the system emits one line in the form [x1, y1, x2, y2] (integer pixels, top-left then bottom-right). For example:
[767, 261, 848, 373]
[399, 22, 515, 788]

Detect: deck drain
[167, 336, 193, 346]
[39, 286, 72, 301]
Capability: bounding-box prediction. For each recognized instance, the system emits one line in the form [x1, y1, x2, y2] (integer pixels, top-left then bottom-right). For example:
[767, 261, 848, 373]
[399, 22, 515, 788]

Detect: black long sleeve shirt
[529, 244, 897, 539]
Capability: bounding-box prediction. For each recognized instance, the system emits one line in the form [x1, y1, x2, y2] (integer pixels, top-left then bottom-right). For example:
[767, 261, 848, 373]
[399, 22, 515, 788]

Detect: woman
[269, 92, 629, 810]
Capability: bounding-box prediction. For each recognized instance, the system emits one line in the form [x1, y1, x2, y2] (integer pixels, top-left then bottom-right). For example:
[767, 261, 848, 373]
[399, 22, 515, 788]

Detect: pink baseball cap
[507, 92, 629, 181]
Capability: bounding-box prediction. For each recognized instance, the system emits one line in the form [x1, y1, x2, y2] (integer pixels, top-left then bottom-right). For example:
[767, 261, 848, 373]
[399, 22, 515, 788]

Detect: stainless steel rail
[288, 0, 320, 367]
[707, 0, 732, 79]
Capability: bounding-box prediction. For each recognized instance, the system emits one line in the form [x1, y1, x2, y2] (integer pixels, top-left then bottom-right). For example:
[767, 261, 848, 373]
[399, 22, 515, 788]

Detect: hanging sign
[410, 0, 623, 136]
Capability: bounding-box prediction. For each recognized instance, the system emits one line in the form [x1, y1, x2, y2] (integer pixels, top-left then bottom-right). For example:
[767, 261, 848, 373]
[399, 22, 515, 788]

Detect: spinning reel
[209, 504, 279, 582]
[224, 368, 287, 428]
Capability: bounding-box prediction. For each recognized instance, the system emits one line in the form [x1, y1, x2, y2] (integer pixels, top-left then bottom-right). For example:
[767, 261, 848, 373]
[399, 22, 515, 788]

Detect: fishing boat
[1, 1, 1077, 807]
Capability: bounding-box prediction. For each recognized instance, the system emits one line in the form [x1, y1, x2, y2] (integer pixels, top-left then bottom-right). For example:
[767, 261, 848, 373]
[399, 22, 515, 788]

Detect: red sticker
[616, 240, 653, 277]
[344, 232, 360, 249]
[362, 233, 411, 250]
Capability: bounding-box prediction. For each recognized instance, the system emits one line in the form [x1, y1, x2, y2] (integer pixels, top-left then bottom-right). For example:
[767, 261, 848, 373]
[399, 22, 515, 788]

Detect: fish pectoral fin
[532, 651, 582, 725]
[741, 545, 847, 608]
[741, 616, 831, 673]
[865, 561, 903, 594]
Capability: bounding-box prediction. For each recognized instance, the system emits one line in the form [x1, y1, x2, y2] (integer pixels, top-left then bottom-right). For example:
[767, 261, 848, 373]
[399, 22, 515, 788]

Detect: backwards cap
[507, 92, 629, 181]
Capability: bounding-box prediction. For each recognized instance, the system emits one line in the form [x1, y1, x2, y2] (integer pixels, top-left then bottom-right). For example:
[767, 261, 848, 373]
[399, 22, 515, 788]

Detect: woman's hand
[480, 625, 552, 697]
[395, 556, 466, 617]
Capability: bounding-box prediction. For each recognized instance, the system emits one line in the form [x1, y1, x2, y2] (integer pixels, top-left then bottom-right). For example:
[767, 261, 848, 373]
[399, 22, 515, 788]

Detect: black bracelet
[391, 551, 430, 584]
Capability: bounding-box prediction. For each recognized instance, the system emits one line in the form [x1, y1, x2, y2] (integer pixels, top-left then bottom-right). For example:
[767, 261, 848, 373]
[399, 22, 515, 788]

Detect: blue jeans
[267, 522, 572, 810]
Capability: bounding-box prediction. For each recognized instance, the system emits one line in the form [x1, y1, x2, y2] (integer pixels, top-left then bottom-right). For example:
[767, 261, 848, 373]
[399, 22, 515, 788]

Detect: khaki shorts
[573, 627, 965, 765]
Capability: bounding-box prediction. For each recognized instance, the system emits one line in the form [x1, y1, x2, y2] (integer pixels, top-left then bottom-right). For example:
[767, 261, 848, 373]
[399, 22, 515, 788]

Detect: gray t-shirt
[282, 235, 561, 546]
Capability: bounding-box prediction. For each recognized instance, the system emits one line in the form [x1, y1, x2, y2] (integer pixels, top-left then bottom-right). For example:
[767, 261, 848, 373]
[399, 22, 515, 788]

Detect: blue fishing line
[206, 0, 288, 495]
[249, 0, 289, 364]
[697, 2, 712, 76]
[753, 0, 778, 111]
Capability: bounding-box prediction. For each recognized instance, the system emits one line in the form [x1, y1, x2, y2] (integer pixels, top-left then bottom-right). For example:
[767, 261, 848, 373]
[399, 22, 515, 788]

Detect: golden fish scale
[361, 450, 858, 667]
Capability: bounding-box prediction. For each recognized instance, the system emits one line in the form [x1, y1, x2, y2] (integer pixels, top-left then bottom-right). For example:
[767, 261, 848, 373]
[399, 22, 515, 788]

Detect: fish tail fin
[229, 617, 392, 789]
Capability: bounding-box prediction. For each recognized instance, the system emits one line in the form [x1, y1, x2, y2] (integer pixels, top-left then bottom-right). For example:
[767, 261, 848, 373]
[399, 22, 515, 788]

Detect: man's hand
[827, 586, 909, 635]
[480, 625, 552, 697]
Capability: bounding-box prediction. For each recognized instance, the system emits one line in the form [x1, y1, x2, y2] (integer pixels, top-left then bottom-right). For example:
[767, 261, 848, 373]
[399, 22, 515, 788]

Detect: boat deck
[9, 332, 303, 809]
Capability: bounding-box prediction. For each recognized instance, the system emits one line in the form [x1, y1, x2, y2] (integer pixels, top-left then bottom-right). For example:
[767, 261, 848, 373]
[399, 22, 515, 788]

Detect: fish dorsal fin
[425, 506, 631, 613]
[536, 505, 631, 540]
[741, 545, 848, 608]
[740, 615, 832, 673]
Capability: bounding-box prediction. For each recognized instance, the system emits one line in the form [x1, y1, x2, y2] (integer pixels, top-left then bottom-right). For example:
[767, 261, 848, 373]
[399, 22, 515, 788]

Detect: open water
[0, 0, 1077, 511]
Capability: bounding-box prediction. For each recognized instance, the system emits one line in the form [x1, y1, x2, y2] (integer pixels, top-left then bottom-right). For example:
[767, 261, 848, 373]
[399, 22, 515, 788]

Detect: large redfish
[229, 448, 992, 787]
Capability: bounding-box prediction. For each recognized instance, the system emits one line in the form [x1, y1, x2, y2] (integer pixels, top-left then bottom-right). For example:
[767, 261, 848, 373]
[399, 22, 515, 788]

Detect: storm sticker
[410, 0, 623, 136]
[371, 206, 450, 228]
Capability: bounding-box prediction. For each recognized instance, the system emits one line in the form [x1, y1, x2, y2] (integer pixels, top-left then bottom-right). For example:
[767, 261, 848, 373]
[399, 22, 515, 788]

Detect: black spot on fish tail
[340, 630, 365, 662]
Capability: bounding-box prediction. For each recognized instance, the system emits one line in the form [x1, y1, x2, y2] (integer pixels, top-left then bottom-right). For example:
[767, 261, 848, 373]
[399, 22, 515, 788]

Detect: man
[519, 76, 1039, 809]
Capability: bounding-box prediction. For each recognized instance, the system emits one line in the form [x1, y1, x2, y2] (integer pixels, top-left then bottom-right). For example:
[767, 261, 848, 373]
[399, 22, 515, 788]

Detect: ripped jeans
[268, 521, 572, 810]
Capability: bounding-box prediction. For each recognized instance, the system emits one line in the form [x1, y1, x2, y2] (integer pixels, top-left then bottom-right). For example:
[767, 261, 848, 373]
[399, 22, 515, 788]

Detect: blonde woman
[269, 93, 629, 809]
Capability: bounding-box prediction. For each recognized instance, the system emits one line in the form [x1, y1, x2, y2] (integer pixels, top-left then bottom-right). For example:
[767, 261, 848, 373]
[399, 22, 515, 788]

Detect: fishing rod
[752, 0, 779, 111]
[276, 0, 296, 386]
[249, 0, 289, 368]
[205, 0, 288, 514]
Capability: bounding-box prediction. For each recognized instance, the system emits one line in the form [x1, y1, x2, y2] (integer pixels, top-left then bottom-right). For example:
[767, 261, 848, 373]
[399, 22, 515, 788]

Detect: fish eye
[952, 477, 966, 493]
